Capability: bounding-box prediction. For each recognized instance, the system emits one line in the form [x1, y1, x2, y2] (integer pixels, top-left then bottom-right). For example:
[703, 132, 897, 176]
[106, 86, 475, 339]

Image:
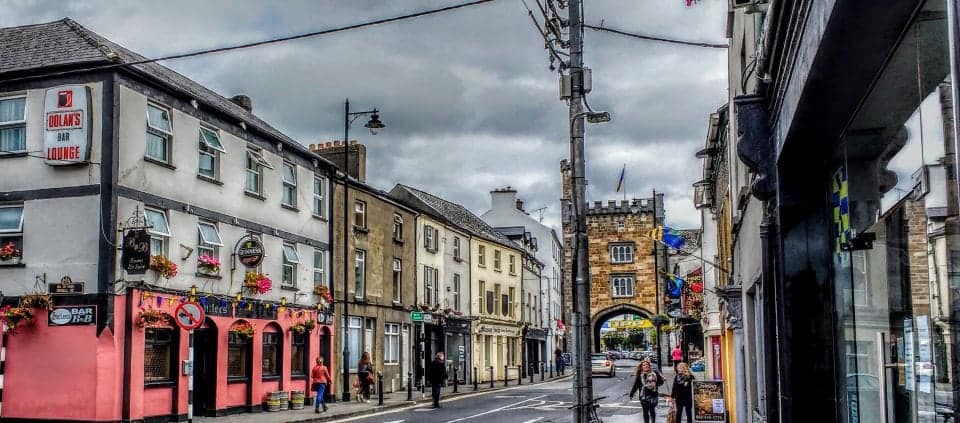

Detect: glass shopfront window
[832, 1, 958, 421]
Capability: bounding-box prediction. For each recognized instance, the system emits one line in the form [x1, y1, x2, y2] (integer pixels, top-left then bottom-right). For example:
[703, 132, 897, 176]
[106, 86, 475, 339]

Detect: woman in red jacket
[311, 357, 332, 413]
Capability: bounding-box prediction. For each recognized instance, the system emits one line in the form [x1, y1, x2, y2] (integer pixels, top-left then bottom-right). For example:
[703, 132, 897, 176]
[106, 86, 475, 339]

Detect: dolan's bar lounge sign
[44, 85, 92, 166]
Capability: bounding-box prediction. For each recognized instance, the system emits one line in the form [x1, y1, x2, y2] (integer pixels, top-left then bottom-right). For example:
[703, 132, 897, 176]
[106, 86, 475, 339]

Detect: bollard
[377, 372, 384, 405]
[453, 366, 459, 393]
[550, 361, 554, 378]
[504, 366, 509, 386]
[541, 362, 545, 381]
[518, 366, 522, 385]
[530, 364, 534, 384]
[473, 367, 478, 391]
[407, 372, 413, 402]
[489, 367, 494, 388]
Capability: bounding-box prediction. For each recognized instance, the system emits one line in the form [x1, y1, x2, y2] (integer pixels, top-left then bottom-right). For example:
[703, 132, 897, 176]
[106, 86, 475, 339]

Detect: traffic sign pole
[188, 330, 194, 423]
[174, 302, 203, 423]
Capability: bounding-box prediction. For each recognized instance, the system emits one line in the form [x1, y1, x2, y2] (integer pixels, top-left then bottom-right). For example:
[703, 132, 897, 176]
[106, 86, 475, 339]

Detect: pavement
[193, 368, 577, 423]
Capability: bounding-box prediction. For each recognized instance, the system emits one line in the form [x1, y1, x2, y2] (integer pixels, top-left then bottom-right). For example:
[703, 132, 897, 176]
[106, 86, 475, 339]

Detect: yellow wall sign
[609, 319, 653, 329]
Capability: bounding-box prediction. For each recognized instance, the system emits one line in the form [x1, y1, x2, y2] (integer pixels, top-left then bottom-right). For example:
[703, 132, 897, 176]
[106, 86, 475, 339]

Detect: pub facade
[0, 18, 337, 421]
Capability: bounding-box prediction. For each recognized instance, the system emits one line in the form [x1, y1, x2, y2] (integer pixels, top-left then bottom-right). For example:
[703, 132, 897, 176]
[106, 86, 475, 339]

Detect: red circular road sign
[174, 302, 205, 331]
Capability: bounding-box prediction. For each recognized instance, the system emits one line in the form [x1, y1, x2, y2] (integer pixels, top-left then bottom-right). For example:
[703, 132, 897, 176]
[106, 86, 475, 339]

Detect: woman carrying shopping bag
[671, 362, 695, 423]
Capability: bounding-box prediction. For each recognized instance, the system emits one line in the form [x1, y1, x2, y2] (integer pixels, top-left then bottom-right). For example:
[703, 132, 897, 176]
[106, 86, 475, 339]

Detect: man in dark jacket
[427, 352, 448, 408]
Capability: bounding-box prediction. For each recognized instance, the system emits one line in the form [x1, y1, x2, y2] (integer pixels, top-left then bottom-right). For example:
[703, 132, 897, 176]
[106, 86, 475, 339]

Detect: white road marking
[382, 421, 405, 423]
[493, 395, 524, 398]
[444, 395, 548, 423]
[521, 418, 544, 423]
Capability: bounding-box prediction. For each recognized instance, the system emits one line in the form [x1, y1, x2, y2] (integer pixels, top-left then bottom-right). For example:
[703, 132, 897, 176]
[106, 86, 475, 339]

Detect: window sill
[0, 151, 27, 158]
[453, 257, 463, 263]
[391, 301, 404, 309]
[144, 156, 176, 170]
[393, 238, 405, 245]
[353, 226, 369, 234]
[312, 214, 328, 222]
[281, 203, 299, 212]
[144, 381, 176, 388]
[262, 375, 281, 382]
[280, 285, 299, 292]
[195, 272, 222, 279]
[227, 377, 251, 384]
[291, 374, 307, 380]
[353, 296, 367, 304]
[494, 269, 502, 273]
[244, 190, 266, 201]
[197, 174, 223, 185]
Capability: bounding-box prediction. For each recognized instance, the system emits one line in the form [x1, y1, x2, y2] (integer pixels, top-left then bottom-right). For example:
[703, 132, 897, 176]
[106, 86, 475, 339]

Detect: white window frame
[198, 126, 224, 180]
[393, 214, 403, 240]
[610, 243, 634, 264]
[384, 323, 400, 364]
[245, 147, 273, 195]
[313, 250, 325, 287]
[354, 200, 367, 228]
[452, 273, 461, 311]
[493, 249, 502, 271]
[197, 220, 223, 260]
[0, 95, 27, 154]
[146, 103, 173, 163]
[478, 245, 486, 266]
[282, 243, 301, 287]
[354, 249, 366, 298]
[611, 275, 635, 298]
[312, 176, 326, 218]
[0, 205, 25, 234]
[509, 254, 516, 274]
[144, 207, 171, 257]
[282, 162, 297, 208]
[453, 236, 461, 259]
[392, 258, 402, 303]
[424, 225, 437, 253]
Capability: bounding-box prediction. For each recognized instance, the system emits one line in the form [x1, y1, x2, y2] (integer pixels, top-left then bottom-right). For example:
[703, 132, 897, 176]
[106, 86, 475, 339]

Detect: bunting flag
[649, 225, 686, 250]
[666, 272, 684, 298]
[615, 164, 626, 193]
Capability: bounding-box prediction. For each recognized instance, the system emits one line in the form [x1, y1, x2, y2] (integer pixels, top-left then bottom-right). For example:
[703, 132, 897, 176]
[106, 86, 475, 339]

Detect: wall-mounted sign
[236, 236, 265, 268]
[43, 85, 92, 166]
[49, 276, 84, 294]
[48, 305, 96, 326]
[174, 302, 205, 331]
[121, 229, 151, 274]
[476, 324, 521, 337]
[203, 299, 233, 317]
[693, 381, 726, 422]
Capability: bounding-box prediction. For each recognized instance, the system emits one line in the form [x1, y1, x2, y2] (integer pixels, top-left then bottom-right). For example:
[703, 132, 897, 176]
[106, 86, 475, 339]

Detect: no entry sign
[175, 302, 204, 331]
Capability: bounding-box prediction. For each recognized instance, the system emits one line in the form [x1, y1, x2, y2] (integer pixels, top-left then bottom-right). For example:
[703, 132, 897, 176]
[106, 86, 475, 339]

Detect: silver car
[591, 353, 616, 377]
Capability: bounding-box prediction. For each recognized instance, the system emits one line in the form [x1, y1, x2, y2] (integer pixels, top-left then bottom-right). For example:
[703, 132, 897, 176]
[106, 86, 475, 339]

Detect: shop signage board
[203, 299, 233, 317]
[49, 276, 83, 294]
[48, 305, 96, 326]
[609, 319, 653, 329]
[411, 311, 423, 322]
[693, 380, 725, 422]
[476, 324, 521, 336]
[43, 85, 92, 165]
[174, 302, 205, 331]
[422, 314, 434, 324]
[121, 229, 151, 274]
[236, 236, 265, 268]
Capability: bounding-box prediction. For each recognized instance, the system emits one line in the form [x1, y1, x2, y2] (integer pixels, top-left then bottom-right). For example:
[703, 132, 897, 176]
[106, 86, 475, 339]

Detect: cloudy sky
[4, 0, 727, 231]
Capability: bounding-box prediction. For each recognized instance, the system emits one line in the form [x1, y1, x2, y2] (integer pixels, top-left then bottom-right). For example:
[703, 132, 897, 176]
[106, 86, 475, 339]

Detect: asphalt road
[336, 360, 673, 423]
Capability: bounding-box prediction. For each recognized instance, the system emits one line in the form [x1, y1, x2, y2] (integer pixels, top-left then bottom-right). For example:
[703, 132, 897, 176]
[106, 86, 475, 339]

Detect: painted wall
[441, 227, 470, 314]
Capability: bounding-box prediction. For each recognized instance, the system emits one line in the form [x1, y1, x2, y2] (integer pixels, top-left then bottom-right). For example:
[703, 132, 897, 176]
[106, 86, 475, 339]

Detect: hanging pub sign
[693, 380, 726, 422]
[49, 276, 84, 294]
[236, 235, 265, 268]
[43, 85, 92, 166]
[121, 229, 151, 274]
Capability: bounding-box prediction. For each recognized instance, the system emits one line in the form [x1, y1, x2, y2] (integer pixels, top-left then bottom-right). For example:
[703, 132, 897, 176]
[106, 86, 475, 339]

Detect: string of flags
[137, 290, 319, 319]
[648, 225, 687, 250]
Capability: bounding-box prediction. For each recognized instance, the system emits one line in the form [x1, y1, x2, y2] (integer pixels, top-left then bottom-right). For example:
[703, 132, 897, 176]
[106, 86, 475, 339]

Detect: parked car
[591, 353, 616, 377]
[608, 351, 621, 360]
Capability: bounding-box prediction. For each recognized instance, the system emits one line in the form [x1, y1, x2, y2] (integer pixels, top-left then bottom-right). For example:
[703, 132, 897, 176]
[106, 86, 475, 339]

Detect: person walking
[311, 357, 332, 413]
[357, 352, 374, 403]
[554, 348, 564, 375]
[629, 360, 664, 423]
[671, 362, 695, 423]
[427, 352, 448, 408]
[671, 345, 683, 368]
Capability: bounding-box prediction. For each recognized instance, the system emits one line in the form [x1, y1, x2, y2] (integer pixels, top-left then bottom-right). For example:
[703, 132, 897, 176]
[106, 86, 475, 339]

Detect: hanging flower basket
[21, 293, 53, 310]
[231, 321, 255, 339]
[135, 308, 171, 329]
[291, 319, 316, 334]
[0, 242, 22, 265]
[314, 285, 333, 305]
[243, 272, 272, 295]
[197, 255, 221, 276]
[1, 306, 34, 335]
[150, 255, 178, 279]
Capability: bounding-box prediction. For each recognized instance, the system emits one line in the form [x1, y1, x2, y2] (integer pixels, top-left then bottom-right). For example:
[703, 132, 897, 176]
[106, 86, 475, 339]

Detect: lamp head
[586, 111, 611, 124]
[364, 113, 385, 135]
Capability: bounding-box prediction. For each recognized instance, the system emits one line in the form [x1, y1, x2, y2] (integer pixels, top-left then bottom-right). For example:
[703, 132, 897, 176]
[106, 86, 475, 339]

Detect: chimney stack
[229, 95, 253, 112]
[516, 199, 525, 211]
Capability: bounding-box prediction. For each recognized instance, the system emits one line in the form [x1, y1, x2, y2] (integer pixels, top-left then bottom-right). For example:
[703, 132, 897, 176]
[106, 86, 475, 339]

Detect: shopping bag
[667, 399, 677, 423]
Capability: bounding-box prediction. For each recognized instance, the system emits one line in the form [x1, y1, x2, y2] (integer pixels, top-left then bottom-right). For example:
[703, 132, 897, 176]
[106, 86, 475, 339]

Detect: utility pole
[568, 0, 593, 422]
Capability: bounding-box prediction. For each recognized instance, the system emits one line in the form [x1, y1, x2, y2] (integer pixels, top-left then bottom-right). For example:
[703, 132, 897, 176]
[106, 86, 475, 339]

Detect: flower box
[197, 266, 220, 277]
[0, 257, 21, 266]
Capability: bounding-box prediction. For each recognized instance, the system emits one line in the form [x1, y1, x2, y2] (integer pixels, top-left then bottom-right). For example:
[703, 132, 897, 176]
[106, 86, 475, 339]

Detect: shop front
[472, 320, 523, 382]
[523, 327, 547, 377]
[444, 316, 472, 384]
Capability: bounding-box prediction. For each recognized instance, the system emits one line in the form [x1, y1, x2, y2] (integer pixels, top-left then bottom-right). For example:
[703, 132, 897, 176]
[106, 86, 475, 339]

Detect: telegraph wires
[584, 24, 728, 49]
[2, 0, 497, 83]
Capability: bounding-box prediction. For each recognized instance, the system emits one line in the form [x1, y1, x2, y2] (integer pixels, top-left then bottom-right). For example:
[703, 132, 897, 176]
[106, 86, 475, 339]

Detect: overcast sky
[4, 0, 727, 231]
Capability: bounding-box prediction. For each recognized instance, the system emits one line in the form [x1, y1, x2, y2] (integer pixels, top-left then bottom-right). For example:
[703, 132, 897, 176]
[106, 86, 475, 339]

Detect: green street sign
[411, 311, 423, 322]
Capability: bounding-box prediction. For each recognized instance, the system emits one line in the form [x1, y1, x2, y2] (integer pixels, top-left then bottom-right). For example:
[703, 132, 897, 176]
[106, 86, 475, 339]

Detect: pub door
[319, 327, 333, 401]
[192, 325, 218, 416]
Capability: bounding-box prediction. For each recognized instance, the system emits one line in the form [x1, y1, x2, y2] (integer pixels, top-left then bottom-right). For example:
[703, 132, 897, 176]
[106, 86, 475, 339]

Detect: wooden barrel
[265, 391, 281, 412]
[278, 390, 289, 410]
[290, 390, 305, 410]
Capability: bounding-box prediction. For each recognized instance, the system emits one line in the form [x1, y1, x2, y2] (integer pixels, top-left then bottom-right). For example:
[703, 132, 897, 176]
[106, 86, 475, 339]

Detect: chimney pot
[229, 95, 253, 112]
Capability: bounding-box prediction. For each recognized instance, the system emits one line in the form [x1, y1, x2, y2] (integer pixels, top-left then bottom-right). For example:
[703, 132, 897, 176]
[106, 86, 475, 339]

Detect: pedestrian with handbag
[671, 362, 695, 423]
[311, 357, 332, 413]
[357, 352, 375, 403]
[629, 359, 664, 423]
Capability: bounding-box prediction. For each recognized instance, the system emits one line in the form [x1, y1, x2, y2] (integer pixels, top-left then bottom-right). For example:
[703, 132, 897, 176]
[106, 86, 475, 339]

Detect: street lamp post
[340, 98, 384, 402]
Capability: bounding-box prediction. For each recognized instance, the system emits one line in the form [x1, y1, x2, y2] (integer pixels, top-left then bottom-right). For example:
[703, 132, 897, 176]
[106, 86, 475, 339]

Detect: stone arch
[591, 303, 655, 353]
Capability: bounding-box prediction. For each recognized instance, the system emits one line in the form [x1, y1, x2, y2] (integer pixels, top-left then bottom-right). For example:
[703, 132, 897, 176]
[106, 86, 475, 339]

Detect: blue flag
[666, 273, 684, 298]
[649, 226, 686, 250]
[615, 165, 625, 193]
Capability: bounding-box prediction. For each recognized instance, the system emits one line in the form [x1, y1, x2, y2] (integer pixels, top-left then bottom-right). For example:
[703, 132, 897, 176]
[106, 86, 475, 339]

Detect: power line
[585, 24, 728, 49]
[3, 0, 496, 83]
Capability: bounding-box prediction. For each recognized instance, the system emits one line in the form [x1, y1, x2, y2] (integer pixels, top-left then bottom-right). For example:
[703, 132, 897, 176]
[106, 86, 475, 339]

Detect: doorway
[192, 325, 218, 416]
[319, 327, 332, 401]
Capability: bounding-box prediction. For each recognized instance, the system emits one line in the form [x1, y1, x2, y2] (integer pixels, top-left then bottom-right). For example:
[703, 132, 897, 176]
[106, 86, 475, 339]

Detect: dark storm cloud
[2, 0, 727, 229]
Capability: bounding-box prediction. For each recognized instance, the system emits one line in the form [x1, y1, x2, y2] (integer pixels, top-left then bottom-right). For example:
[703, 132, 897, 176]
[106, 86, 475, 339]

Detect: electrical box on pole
[560, 74, 571, 100]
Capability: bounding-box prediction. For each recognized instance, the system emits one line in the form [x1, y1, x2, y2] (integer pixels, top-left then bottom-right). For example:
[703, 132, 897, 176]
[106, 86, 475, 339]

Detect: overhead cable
[585, 24, 728, 49]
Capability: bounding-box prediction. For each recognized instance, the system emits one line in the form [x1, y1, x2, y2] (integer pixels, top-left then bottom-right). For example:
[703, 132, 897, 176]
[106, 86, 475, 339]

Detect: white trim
[0, 205, 24, 233]
[144, 207, 170, 237]
[199, 126, 226, 153]
[283, 243, 301, 264]
[197, 221, 223, 246]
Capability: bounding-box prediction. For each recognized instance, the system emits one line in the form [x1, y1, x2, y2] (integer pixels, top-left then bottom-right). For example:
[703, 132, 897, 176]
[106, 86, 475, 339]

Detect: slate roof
[0, 18, 333, 168]
[390, 184, 515, 248]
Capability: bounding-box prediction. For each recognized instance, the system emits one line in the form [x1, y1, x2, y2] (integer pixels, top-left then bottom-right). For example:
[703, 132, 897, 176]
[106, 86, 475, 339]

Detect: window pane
[246, 168, 260, 193]
[198, 223, 223, 246]
[198, 151, 215, 177]
[147, 104, 171, 132]
[291, 333, 306, 375]
[144, 209, 170, 237]
[283, 244, 301, 263]
[0, 97, 25, 123]
[228, 335, 249, 378]
[283, 186, 295, 206]
[262, 333, 279, 376]
[0, 206, 23, 233]
[282, 163, 296, 184]
[0, 127, 25, 152]
[144, 328, 173, 383]
[146, 132, 168, 161]
[199, 127, 225, 152]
